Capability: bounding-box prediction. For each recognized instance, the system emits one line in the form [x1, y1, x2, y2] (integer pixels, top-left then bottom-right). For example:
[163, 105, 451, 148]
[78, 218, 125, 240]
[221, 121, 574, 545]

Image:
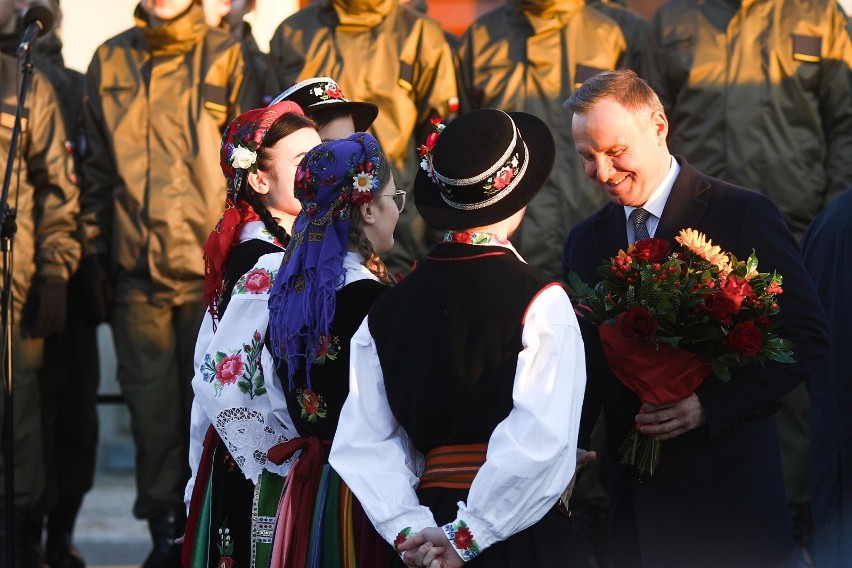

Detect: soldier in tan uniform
[267, 0, 458, 273]
[458, 0, 648, 278]
[0, 0, 81, 564]
[79, 1, 260, 566]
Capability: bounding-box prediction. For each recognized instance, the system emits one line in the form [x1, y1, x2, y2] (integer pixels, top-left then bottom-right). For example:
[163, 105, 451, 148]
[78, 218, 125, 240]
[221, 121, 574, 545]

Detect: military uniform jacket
[647, 0, 852, 239]
[80, 3, 260, 306]
[458, 0, 648, 277]
[267, 0, 458, 270]
[0, 53, 80, 320]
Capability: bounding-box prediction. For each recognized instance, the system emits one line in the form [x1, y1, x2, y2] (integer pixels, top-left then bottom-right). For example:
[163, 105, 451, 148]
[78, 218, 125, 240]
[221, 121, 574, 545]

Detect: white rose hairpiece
[231, 145, 258, 171]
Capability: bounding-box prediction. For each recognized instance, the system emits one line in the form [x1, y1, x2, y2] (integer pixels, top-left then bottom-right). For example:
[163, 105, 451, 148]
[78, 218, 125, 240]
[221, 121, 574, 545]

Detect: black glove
[77, 254, 113, 325]
[29, 276, 68, 337]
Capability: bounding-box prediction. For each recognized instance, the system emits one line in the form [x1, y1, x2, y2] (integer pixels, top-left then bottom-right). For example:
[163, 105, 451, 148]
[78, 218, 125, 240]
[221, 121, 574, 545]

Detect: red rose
[616, 307, 658, 340]
[216, 354, 243, 384]
[324, 84, 342, 99]
[702, 276, 752, 324]
[244, 269, 271, 294]
[727, 321, 762, 356]
[302, 390, 320, 415]
[453, 527, 473, 550]
[218, 557, 235, 568]
[631, 238, 671, 262]
[491, 167, 514, 190]
[450, 232, 472, 244]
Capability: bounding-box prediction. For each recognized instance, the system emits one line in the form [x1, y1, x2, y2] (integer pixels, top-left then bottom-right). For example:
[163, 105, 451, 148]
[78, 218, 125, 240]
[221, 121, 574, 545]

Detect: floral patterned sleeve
[190, 251, 296, 484]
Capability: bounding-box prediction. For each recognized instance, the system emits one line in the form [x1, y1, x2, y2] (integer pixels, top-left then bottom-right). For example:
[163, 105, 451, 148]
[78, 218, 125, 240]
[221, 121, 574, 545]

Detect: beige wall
[59, 0, 298, 73]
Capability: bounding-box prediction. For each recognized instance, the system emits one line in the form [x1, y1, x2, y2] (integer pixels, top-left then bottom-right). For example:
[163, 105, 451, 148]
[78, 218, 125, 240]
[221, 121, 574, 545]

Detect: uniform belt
[419, 443, 487, 490]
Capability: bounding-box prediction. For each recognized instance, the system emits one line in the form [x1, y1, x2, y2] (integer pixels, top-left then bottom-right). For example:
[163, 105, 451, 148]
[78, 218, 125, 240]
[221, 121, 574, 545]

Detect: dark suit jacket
[563, 157, 829, 568]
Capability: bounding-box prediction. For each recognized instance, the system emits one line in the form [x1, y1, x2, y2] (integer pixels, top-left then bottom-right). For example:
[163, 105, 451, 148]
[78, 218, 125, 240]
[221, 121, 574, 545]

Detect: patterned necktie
[631, 208, 651, 243]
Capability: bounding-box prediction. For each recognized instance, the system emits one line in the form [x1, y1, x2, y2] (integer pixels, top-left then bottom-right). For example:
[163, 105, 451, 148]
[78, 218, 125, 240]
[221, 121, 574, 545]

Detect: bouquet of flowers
[565, 229, 794, 476]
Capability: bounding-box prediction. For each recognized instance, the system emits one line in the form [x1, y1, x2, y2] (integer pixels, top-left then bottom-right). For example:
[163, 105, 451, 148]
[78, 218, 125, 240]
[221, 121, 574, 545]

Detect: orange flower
[675, 228, 731, 274]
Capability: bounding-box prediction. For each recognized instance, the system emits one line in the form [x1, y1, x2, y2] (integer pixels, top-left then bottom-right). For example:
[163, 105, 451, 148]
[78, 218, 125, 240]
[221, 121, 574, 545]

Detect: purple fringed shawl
[267, 133, 383, 391]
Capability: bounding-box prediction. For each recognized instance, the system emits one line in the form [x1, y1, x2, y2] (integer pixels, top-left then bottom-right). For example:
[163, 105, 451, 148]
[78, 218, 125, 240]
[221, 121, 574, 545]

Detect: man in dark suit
[561, 70, 829, 568]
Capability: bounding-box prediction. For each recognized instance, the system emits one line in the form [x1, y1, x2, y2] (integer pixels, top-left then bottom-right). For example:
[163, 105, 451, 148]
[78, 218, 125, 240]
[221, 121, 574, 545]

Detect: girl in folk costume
[264, 133, 403, 567]
[183, 101, 321, 567]
[328, 109, 587, 567]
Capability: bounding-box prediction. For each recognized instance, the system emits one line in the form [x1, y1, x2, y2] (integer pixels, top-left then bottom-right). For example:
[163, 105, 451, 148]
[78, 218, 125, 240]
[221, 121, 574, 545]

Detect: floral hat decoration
[202, 100, 306, 321]
[414, 108, 555, 230]
[270, 76, 379, 132]
[267, 132, 384, 391]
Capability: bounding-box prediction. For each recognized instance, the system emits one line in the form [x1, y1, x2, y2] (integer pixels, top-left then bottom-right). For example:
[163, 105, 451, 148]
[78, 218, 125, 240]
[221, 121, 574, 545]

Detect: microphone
[17, 5, 54, 57]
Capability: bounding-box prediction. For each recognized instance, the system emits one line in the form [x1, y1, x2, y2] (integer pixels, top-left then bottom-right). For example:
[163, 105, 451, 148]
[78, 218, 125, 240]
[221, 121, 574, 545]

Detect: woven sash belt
[418, 443, 488, 490]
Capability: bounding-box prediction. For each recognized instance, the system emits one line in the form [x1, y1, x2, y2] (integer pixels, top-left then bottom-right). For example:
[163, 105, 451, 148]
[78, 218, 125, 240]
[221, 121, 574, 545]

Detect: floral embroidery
[313, 334, 340, 365]
[216, 521, 234, 567]
[201, 331, 267, 398]
[394, 527, 413, 551]
[233, 268, 274, 295]
[222, 451, 238, 474]
[443, 520, 481, 561]
[418, 118, 445, 184]
[311, 82, 343, 101]
[296, 389, 328, 422]
[443, 231, 511, 246]
[482, 154, 519, 195]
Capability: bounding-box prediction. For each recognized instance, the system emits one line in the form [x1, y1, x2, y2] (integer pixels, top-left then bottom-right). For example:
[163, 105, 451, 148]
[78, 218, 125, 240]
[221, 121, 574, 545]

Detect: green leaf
[255, 387, 267, 396]
[764, 350, 796, 364]
[746, 252, 759, 274]
[711, 359, 732, 382]
[237, 382, 250, 394]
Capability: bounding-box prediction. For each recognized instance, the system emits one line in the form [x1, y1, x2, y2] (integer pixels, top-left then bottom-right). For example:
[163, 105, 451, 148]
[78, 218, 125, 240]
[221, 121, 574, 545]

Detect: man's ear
[651, 109, 669, 144]
[359, 200, 377, 226]
[247, 170, 269, 195]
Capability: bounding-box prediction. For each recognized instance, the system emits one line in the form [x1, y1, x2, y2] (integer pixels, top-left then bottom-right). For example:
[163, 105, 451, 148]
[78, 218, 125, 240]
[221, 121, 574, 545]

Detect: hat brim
[307, 100, 379, 133]
[413, 111, 556, 230]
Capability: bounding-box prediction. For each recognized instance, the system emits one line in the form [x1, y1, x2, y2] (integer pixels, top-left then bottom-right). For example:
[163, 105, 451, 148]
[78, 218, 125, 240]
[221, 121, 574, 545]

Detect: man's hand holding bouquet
[566, 229, 794, 477]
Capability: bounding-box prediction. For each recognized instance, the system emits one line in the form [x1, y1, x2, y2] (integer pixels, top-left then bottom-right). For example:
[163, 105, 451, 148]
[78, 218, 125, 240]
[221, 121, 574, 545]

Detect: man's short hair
[564, 70, 664, 116]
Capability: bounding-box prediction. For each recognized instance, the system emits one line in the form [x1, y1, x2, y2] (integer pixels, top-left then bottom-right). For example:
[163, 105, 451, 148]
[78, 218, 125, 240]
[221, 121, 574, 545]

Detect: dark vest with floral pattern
[368, 242, 557, 452]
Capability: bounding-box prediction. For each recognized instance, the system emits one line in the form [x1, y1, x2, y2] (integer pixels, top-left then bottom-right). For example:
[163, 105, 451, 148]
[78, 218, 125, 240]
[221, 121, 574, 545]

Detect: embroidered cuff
[442, 519, 481, 562]
[394, 526, 414, 560]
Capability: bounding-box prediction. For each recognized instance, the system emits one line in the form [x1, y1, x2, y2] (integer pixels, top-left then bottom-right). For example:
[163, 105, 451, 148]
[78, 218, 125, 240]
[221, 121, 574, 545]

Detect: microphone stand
[2, 39, 36, 568]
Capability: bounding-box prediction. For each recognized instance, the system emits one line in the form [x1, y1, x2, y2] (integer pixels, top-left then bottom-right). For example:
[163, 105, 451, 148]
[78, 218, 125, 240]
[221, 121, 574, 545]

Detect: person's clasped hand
[398, 527, 463, 568]
[635, 393, 706, 440]
[29, 276, 67, 337]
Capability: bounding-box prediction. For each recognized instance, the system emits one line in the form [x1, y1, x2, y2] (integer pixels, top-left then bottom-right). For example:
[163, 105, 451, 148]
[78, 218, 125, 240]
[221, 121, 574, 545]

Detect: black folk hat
[270, 77, 379, 133]
[414, 108, 555, 230]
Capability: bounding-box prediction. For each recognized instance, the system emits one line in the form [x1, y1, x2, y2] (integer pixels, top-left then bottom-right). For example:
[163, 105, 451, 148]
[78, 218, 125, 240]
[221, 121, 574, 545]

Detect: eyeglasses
[380, 190, 406, 213]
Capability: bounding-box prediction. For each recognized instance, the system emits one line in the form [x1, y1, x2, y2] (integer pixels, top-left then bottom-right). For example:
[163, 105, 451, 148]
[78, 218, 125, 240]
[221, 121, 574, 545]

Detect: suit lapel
[656, 157, 711, 242]
[592, 203, 629, 260]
